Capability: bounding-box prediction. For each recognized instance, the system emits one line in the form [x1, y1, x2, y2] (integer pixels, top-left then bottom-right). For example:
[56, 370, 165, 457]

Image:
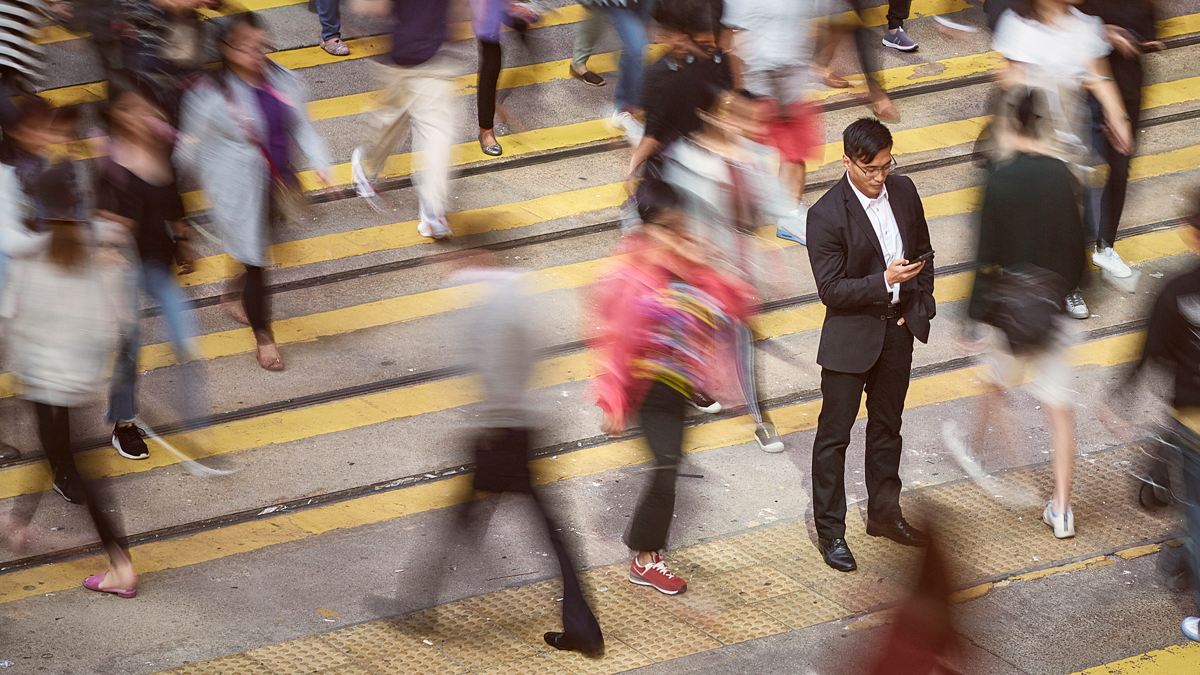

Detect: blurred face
[110, 91, 162, 140]
[843, 146, 894, 199]
[223, 24, 268, 78]
[690, 31, 717, 54]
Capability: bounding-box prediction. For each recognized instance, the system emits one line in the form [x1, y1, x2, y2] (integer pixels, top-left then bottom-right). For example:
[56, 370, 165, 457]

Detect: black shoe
[688, 393, 722, 414]
[0, 442, 19, 461]
[866, 518, 929, 547]
[112, 423, 149, 460]
[53, 475, 85, 504]
[818, 537, 857, 572]
[543, 631, 604, 658]
[569, 66, 606, 87]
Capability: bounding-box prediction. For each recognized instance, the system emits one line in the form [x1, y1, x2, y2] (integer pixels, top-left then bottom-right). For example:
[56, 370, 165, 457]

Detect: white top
[848, 179, 904, 304]
[992, 7, 1110, 138]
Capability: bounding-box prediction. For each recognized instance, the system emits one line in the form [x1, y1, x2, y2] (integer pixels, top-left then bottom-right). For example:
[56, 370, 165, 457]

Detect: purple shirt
[252, 85, 291, 184]
[390, 0, 449, 66]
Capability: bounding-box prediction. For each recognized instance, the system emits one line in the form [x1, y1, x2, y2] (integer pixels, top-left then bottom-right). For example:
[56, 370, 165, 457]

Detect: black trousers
[886, 0, 912, 30]
[1088, 65, 1143, 248]
[243, 265, 270, 336]
[34, 403, 128, 563]
[478, 41, 502, 130]
[456, 428, 602, 647]
[625, 381, 686, 553]
[811, 320, 913, 540]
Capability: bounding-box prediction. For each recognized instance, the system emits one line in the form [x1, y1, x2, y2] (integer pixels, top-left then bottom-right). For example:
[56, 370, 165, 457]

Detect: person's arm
[1083, 57, 1133, 155]
[901, 177, 935, 311]
[279, 68, 333, 186]
[806, 204, 892, 310]
[627, 136, 661, 179]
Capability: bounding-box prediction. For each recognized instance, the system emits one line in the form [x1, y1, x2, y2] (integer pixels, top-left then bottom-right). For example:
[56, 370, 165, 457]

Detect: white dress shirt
[849, 179, 905, 304]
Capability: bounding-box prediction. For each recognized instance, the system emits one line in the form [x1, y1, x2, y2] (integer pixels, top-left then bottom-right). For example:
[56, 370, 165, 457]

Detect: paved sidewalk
[155, 444, 1180, 675]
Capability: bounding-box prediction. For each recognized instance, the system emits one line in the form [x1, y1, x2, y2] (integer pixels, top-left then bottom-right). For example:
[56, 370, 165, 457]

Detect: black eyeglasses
[851, 156, 898, 178]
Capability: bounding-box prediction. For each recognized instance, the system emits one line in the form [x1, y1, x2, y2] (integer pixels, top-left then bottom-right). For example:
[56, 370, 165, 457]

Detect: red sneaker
[629, 553, 687, 595]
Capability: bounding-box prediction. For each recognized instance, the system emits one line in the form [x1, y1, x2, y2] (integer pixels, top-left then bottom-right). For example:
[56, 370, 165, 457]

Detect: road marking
[0, 222, 1188, 498]
[0, 326, 1158, 604]
[31, 0, 309, 45]
[1070, 643, 1200, 675]
[0, 139, 1194, 404]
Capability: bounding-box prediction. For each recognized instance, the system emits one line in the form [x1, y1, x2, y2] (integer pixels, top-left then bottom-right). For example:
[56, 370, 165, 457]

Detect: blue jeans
[316, 0, 341, 42]
[107, 260, 205, 425]
[600, 4, 649, 112]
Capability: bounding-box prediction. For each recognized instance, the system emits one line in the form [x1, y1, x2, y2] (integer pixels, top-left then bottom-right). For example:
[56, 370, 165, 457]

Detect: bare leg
[781, 161, 807, 203]
[1047, 405, 1075, 513]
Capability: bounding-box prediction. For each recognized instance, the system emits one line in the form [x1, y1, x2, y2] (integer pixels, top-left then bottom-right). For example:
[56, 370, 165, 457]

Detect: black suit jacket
[806, 173, 936, 374]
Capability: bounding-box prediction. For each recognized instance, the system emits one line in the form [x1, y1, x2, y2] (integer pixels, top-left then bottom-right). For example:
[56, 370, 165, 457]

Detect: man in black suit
[805, 118, 935, 572]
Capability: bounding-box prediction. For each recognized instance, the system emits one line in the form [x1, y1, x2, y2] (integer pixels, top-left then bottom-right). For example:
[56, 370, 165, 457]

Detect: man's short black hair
[843, 118, 893, 164]
[654, 0, 714, 36]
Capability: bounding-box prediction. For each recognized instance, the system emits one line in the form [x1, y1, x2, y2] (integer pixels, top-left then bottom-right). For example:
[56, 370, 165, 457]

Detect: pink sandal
[83, 572, 137, 598]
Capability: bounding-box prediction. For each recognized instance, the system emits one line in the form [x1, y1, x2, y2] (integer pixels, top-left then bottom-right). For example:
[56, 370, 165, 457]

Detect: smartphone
[908, 250, 935, 265]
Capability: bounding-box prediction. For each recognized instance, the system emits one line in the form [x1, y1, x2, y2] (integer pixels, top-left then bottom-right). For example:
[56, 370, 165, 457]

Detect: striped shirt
[0, 0, 46, 93]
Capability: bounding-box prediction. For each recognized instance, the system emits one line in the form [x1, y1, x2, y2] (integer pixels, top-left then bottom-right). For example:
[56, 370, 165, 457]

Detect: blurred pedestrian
[723, 0, 823, 218]
[569, 3, 607, 87]
[811, 0, 901, 121]
[806, 118, 935, 572]
[0, 0, 58, 98]
[1123, 189, 1200, 643]
[176, 12, 332, 371]
[0, 159, 138, 597]
[1080, 0, 1163, 282]
[591, 180, 754, 595]
[349, 0, 455, 239]
[579, 0, 650, 143]
[952, 88, 1084, 539]
[310, 0, 349, 56]
[443, 252, 604, 656]
[116, 0, 221, 122]
[471, 0, 543, 157]
[626, 0, 731, 179]
[992, 0, 1132, 321]
[98, 81, 207, 460]
[662, 92, 796, 452]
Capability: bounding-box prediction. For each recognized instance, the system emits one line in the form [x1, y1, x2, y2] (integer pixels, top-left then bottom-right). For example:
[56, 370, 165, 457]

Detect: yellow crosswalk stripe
[31, 0, 309, 45]
[0, 223, 1191, 502]
[0, 323, 1154, 604]
[1069, 643, 1200, 674]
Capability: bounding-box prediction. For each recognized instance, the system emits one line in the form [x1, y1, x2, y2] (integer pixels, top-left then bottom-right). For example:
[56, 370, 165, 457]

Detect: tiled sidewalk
[160, 445, 1177, 675]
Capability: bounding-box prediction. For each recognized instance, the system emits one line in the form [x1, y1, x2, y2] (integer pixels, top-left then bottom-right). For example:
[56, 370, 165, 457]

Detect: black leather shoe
[818, 537, 857, 572]
[866, 518, 929, 547]
[544, 631, 604, 658]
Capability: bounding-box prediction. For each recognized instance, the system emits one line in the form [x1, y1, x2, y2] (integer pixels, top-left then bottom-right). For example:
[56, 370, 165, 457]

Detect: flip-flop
[83, 572, 137, 598]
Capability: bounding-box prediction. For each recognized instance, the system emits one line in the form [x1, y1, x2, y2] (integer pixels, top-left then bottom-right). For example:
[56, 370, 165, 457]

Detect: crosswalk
[8, 2, 1200, 673]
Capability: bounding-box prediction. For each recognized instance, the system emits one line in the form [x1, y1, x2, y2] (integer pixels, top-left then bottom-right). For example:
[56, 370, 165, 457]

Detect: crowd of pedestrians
[0, 0, 1197, 652]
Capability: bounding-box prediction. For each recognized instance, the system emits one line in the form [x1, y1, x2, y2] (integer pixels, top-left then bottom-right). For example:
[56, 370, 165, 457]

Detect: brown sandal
[822, 72, 851, 89]
[255, 339, 284, 371]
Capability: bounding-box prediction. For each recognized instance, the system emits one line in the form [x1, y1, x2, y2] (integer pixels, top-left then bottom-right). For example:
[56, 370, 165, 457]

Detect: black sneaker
[53, 475, 85, 504]
[0, 442, 19, 461]
[112, 424, 149, 460]
[689, 393, 722, 414]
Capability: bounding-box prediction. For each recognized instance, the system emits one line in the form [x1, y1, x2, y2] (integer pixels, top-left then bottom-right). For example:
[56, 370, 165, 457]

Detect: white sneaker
[1183, 617, 1200, 642]
[1042, 502, 1075, 539]
[1092, 246, 1132, 278]
[351, 147, 385, 214]
[1065, 290, 1089, 320]
[776, 205, 807, 245]
[417, 212, 452, 240]
[611, 109, 644, 146]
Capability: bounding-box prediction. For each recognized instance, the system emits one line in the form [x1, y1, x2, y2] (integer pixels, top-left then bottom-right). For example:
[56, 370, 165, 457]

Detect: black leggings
[35, 403, 128, 562]
[477, 40, 502, 130]
[625, 381, 687, 553]
[243, 265, 271, 336]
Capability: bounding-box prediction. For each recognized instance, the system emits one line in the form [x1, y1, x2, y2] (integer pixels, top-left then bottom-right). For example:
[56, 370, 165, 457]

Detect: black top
[95, 161, 185, 267]
[1080, 0, 1158, 109]
[1140, 265, 1200, 410]
[640, 51, 732, 145]
[974, 153, 1085, 291]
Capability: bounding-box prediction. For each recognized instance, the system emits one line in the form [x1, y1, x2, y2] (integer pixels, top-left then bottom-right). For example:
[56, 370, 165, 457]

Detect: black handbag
[975, 263, 1067, 355]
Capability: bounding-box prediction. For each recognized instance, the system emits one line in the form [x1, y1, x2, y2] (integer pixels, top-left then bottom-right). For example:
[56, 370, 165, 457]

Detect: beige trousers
[366, 55, 456, 221]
